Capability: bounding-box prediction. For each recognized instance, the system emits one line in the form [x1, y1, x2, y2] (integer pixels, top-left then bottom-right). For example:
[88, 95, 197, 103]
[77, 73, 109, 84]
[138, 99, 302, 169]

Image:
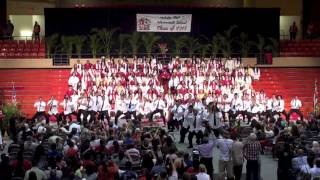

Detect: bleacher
[280, 40, 320, 57]
[0, 69, 70, 117]
[252, 68, 320, 116]
[0, 39, 46, 58]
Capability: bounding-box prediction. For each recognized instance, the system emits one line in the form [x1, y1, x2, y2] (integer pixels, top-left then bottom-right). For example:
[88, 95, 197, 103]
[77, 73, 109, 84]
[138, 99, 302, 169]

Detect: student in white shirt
[68, 73, 80, 91]
[125, 94, 138, 121]
[180, 105, 193, 144]
[47, 96, 59, 116]
[287, 96, 303, 121]
[77, 93, 89, 123]
[88, 94, 99, 122]
[188, 108, 204, 148]
[115, 94, 127, 125]
[168, 99, 184, 132]
[98, 94, 110, 123]
[60, 96, 74, 122]
[272, 95, 287, 119]
[32, 97, 48, 123]
[149, 95, 166, 125]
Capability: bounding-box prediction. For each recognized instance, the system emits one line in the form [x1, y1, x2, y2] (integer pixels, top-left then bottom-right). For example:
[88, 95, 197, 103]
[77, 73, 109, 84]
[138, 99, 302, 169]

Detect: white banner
[137, 14, 192, 32]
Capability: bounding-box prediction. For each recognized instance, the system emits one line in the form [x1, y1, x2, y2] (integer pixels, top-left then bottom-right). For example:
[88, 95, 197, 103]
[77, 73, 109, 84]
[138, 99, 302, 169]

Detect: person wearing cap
[243, 133, 262, 180]
[216, 131, 234, 180]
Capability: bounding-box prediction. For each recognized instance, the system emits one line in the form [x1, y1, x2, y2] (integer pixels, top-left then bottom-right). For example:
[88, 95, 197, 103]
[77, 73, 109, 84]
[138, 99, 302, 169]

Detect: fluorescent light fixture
[20, 30, 32, 37]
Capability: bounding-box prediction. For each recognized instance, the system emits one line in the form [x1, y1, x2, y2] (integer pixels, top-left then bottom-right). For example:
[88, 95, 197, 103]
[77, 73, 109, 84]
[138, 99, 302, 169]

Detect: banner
[137, 14, 192, 32]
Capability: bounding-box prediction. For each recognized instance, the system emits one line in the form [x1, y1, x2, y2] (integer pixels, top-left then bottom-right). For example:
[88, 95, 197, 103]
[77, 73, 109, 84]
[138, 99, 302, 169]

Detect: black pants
[89, 111, 97, 122]
[200, 157, 213, 179]
[180, 126, 189, 143]
[223, 110, 234, 121]
[287, 109, 303, 121]
[98, 110, 110, 122]
[234, 164, 243, 180]
[149, 109, 166, 125]
[125, 111, 137, 120]
[290, 32, 297, 40]
[60, 112, 72, 122]
[77, 109, 88, 124]
[234, 110, 253, 122]
[115, 110, 124, 125]
[188, 131, 203, 147]
[246, 160, 259, 180]
[265, 110, 273, 120]
[32, 111, 48, 123]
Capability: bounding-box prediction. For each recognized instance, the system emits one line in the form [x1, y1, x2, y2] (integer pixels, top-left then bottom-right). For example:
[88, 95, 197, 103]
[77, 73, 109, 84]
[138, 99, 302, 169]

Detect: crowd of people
[0, 56, 314, 180]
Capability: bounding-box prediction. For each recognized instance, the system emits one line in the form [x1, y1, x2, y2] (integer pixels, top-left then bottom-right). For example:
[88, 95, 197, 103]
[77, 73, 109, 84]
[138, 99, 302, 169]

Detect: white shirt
[183, 111, 194, 129]
[153, 99, 166, 110]
[68, 75, 79, 89]
[88, 96, 99, 112]
[243, 100, 251, 111]
[277, 99, 285, 112]
[216, 138, 233, 161]
[206, 111, 223, 129]
[115, 99, 127, 112]
[171, 104, 185, 121]
[99, 96, 111, 111]
[291, 99, 302, 109]
[196, 172, 210, 180]
[144, 101, 154, 114]
[34, 101, 46, 112]
[78, 97, 88, 110]
[60, 100, 74, 114]
[232, 98, 243, 111]
[47, 99, 58, 115]
[126, 98, 138, 112]
[69, 122, 81, 134]
[310, 167, 320, 179]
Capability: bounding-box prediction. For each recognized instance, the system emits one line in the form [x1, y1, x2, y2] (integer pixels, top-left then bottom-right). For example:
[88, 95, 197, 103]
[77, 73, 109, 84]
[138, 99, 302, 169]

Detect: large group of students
[34, 56, 304, 129]
[2, 56, 313, 180]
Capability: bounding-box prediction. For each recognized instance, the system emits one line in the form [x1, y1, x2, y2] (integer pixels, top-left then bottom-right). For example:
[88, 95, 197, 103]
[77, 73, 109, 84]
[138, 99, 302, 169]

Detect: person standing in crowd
[216, 131, 234, 180]
[32, 97, 47, 123]
[125, 93, 138, 121]
[287, 96, 303, 121]
[198, 136, 215, 179]
[289, 21, 298, 40]
[32, 21, 41, 41]
[232, 135, 244, 180]
[77, 93, 88, 123]
[244, 133, 262, 180]
[5, 20, 14, 39]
